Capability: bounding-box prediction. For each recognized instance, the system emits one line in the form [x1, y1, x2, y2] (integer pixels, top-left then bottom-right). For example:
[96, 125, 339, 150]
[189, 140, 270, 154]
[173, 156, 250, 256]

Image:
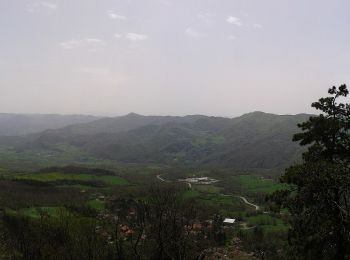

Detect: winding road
[236, 196, 260, 210]
[156, 174, 167, 182]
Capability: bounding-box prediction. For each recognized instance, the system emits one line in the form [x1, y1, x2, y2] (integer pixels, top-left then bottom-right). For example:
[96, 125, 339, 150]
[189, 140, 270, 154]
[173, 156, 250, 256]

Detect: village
[178, 176, 219, 185]
[90, 189, 238, 247]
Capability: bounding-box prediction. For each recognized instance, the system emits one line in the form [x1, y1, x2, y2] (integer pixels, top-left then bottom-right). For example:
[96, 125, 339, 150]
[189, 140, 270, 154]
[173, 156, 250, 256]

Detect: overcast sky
[0, 0, 349, 117]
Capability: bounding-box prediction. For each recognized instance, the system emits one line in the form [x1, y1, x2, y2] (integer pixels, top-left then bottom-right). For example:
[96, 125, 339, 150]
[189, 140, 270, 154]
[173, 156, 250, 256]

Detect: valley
[2, 1, 348, 257]
[0, 112, 309, 258]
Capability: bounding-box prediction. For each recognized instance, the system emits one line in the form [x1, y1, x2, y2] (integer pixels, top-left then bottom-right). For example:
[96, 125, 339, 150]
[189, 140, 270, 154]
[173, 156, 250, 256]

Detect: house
[223, 218, 236, 225]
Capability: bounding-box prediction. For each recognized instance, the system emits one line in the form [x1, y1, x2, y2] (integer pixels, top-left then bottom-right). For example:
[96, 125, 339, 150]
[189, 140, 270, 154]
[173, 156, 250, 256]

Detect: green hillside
[0, 112, 311, 170]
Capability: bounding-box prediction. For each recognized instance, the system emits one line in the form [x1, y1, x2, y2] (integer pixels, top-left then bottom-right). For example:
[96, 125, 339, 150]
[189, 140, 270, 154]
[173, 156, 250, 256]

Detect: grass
[244, 213, 288, 232]
[194, 185, 222, 194]
[58, 184, 95, 190]
[196, 193, 246, 217]
[230, 175, 287, 194]
[98, 175, 129, 185]
[87, 199, 105, 210]
[16, 172, 129, 186]
[182, 189, 201, 199]
[6, 207, 66, 218]
[0, 145, 135, 172]
[205, 194, 237, 205]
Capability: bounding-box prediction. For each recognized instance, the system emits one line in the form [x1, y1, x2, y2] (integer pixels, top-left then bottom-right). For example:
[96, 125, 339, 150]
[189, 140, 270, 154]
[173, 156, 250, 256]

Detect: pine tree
[273, 85, 350, 259]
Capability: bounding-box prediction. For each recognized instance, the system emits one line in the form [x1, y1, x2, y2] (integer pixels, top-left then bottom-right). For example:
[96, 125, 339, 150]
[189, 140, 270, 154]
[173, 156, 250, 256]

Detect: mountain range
[0, 112, 312, 170]
[0, 113, 100, 136]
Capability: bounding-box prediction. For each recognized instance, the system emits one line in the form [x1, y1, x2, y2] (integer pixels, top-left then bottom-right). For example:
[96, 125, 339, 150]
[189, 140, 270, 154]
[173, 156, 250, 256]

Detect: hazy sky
[1, 0, 350, 117]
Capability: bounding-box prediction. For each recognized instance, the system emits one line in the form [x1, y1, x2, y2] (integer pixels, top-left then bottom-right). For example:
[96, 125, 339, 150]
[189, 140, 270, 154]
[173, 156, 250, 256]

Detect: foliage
[239, 226, 287, 260]
[1, 211, 108, 259]
[272, 85, 350, 259]
[16, 171, 128, 186]
[0, 112, 311, 170]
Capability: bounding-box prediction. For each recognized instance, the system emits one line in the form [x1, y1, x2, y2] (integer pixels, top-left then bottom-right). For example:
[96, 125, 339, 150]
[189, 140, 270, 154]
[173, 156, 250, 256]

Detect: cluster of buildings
[178, 176, 219, 185]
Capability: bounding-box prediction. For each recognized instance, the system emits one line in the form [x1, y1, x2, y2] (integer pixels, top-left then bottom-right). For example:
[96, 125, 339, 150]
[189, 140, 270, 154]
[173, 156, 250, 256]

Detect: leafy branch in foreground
[271, 85, 350, 260]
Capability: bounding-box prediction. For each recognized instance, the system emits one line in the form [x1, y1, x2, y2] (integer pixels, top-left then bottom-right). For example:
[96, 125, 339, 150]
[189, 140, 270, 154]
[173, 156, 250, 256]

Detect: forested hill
[0, 112, 312, 169]
[37, 112, 208, 136]
[0, 114, 100, 136]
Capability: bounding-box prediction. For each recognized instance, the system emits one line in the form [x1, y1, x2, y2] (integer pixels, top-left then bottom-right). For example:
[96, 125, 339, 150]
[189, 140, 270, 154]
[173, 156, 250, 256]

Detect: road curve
[236, 196, 260, 210]
[156, 174, 167, 182]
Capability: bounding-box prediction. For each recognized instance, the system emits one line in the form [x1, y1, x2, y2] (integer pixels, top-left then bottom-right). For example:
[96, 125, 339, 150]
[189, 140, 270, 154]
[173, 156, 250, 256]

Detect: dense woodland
[0, 112, 310, 170]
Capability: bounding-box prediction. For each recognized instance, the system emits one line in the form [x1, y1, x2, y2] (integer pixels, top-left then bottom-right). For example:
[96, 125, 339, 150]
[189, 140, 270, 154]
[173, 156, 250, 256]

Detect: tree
[272, 85, 350, 259]
[147, 184, 200, 260]
[105, 184, 206, 260]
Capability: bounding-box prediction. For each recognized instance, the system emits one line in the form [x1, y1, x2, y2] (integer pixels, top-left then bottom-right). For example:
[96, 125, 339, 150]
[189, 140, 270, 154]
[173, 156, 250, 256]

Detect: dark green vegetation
[0, 88, 348, 259]
[0, 163, 288, 259]
[0, 112, 310, 171]
[271, 85, 350, 259]
[229, 175, 287, 194]
[17, 171, 128, 186]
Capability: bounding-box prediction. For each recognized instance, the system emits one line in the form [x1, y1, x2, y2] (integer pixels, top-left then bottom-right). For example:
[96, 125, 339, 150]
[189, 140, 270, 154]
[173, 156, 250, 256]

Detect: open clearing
[230, 175, 287, 194]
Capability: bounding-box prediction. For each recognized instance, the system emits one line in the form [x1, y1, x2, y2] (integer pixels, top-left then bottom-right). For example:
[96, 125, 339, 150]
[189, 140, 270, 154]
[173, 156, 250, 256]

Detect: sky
[0, 0, 350, 117]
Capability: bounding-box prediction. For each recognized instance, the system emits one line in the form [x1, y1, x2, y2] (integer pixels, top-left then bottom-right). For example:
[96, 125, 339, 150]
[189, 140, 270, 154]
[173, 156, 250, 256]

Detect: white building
[223, 218, 236, 224]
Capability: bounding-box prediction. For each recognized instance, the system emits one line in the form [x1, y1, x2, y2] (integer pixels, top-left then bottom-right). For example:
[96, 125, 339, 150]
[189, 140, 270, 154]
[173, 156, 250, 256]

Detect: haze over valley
[0, 111, 310, 170]
[0, 1, 350, 259]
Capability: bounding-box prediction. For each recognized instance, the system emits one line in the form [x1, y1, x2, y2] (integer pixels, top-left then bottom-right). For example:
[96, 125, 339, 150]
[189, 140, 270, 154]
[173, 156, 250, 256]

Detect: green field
[6, 207, 66, 218]
[16, 172, 129, 186]
[194, 184, 222, 194]
[230, 175, 287, 194]
[244, 213, 288, 232]
[0, 164, 290, 259]
[182, 189, 201, 199]
[87, 199, 105, 210]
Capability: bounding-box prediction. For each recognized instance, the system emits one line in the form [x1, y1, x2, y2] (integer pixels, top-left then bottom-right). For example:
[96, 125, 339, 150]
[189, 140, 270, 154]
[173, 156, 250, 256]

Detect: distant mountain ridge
[0, 112, 313, 170]
[0, 114, 100, 136]
[43, 113, 208, 136]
